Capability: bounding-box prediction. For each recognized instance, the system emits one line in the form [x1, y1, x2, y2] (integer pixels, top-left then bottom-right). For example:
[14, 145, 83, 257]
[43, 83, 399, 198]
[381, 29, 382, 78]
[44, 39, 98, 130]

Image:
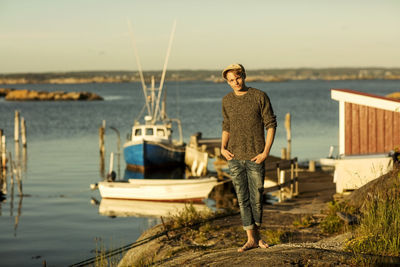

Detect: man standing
[221, 63, 277, 252]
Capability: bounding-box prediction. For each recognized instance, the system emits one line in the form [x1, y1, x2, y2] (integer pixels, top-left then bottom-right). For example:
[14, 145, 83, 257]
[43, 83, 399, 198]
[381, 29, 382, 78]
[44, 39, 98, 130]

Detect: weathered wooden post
[281, 148, 287, 160]
[1, 135, 6, 171]
[9, 152, 14, 186]
[309, 160, 315, 172]
[99, 120, 106, 155]
[285, 113, 291, 160]
[14, 141, 20, 168]
[276, 162, 280, 185]
[14, 110, 20, 144]
[99, 120, 106, 178]
[295, 158, 299, 196]
[21, 117, 27, 148]
[290, 160, 294, 198]
[278, 170, 285, 203]
[0, 129, 3, 171]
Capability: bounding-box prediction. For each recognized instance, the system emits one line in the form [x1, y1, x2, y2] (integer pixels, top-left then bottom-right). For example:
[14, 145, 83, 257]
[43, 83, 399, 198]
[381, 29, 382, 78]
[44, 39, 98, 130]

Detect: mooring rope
[69, 211, 239, 267]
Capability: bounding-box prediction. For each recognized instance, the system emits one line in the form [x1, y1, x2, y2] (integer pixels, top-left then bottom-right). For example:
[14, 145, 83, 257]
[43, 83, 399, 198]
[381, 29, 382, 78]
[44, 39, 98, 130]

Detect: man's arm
[221, 130, 234, 160]
[251, 127, 276, 164]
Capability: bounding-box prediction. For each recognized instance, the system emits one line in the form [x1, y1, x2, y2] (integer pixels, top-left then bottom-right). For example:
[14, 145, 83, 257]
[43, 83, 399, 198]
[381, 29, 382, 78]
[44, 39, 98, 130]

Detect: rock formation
[0, 88, 103, 101]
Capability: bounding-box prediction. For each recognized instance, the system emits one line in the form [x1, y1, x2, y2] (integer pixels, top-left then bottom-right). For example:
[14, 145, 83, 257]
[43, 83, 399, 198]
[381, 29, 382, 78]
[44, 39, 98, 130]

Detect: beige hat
[222, 63, 246, 79]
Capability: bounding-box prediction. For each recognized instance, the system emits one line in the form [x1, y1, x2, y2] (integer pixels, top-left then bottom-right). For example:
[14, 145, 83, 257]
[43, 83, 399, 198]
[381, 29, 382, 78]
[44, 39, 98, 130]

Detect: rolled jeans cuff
[243, 222, 261, 231]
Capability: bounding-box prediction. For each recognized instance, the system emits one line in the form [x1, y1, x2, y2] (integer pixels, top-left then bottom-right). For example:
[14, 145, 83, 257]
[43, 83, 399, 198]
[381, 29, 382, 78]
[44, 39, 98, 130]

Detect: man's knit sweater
[222, 87, 277, 160]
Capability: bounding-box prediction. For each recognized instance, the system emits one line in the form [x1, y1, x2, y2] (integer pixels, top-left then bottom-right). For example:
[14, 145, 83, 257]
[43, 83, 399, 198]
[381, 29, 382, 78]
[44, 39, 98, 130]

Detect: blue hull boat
[124, 139, 185, 171]
[123, 21, 186, 172]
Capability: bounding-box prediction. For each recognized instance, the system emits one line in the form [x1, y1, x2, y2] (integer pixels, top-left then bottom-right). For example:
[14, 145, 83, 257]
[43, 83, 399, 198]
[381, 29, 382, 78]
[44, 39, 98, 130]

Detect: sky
[0, 0, 399, 73]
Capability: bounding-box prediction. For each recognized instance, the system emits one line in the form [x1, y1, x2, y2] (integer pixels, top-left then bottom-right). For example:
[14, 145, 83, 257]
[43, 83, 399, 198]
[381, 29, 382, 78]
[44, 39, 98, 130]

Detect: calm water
[0, 80, 398, 266]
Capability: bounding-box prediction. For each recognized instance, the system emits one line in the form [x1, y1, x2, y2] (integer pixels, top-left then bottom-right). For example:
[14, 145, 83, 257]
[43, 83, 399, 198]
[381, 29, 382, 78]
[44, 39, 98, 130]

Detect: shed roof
[331, 89, 400, 112]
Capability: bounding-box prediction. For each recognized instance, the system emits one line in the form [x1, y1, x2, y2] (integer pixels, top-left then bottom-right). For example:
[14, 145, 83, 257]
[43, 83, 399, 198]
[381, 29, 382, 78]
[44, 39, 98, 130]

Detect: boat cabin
[131, 124, 172, 142]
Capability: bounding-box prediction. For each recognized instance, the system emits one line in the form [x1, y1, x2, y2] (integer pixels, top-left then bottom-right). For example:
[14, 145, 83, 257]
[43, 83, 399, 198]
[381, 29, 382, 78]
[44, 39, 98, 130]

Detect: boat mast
[127, 19, 151, 116]
[153, 19, 177, 123]
[151, 76, 156, 118]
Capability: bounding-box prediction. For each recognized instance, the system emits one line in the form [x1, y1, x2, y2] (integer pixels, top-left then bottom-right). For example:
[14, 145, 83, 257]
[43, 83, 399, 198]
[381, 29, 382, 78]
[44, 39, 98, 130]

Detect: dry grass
[346, 169, 400, 257]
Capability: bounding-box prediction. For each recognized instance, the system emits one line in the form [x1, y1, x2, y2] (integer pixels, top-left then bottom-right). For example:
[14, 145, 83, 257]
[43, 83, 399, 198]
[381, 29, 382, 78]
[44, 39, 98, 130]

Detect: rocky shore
[116, 170, 359, 266]
[0, 88, 103, 101]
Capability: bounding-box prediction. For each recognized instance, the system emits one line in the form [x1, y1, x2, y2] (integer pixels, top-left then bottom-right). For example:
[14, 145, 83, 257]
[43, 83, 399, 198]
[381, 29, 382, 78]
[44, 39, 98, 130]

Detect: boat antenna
[127, 19, 151, 116]
[153, 19, 176, 123]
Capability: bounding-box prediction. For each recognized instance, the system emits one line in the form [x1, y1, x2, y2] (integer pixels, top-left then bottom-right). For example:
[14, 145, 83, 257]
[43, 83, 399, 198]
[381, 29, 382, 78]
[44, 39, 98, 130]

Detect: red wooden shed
[331, 89, 400, 156]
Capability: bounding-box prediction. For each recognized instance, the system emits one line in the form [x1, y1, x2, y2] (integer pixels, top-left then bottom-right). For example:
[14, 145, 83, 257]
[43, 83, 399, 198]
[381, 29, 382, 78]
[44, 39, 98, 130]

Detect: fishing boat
[123, 20, 185, 171]
[98, 177, 219, 202]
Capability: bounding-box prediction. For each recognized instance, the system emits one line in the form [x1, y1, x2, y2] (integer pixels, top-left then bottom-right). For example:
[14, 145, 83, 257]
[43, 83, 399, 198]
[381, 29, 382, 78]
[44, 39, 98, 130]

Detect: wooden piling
[99, 121, 105, 155]
[0, 129, 2, 170]
[276, 163, 280, 185]
[290, 160, 294, 198]
[1, 136, 6, 171]
[14, 110, 20, 143]
[309, 160, 316, 172]
[295, 160, 299, 196]
[21, 117, 27, 147]
[99, 121, 105, 178]
[14, 141, 20, 168]
[9, 152, 14, 185]
[279, 170, 285, 202]
[285, 113, 292, 159]
[281, 148, 287, 160]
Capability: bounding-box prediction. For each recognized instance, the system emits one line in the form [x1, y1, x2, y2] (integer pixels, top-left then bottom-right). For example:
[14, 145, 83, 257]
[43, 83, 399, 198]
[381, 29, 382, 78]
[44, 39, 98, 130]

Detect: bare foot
[238, 241, 258, 252]
[258, 239, 269, 249]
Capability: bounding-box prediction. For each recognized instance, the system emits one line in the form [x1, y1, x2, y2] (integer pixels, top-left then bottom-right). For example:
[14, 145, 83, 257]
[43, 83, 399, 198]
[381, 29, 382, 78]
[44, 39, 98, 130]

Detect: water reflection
[99, 198, 209, 218]
[0, 140, 27, 237]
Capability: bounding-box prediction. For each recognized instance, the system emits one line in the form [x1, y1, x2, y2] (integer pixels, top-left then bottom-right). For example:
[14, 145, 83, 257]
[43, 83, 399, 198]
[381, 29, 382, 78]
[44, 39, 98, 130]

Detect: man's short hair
[222, 63, 246, 80]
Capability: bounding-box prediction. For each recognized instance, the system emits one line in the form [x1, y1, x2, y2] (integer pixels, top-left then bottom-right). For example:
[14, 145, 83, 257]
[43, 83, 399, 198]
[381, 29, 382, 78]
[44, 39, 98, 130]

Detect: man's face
[226, 71, 245, 92]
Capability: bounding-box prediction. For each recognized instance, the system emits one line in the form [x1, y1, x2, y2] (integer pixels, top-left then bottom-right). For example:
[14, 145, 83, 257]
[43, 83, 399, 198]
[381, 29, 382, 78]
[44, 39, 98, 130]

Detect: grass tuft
[345, 168, 400, 257]
[320, 201, 356, 234]
[293, 215, 313, 228]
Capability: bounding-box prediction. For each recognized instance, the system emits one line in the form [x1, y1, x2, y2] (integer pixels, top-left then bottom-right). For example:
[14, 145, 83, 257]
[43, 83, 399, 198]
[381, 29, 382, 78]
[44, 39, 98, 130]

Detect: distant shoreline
[1, 67, 400, 85]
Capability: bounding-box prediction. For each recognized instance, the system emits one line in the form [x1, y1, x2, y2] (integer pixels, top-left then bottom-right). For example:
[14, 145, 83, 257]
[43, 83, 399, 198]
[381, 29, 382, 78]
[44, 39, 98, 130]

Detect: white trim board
[331, 89, 400, 112]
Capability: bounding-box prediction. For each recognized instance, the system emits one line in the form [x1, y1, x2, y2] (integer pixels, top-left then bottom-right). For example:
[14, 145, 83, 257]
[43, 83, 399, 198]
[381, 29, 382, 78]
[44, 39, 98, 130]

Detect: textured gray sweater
[222, 87, 277, 160]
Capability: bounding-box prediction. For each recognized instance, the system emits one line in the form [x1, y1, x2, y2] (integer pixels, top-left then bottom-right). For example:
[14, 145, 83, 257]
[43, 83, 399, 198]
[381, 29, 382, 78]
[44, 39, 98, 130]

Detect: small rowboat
[98, 177, 219, 202]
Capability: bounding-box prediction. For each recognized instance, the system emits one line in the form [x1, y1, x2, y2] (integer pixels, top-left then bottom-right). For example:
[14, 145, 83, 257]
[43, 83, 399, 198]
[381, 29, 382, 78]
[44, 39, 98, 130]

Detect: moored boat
[98, 177, 219, 202]
[124, 117, 185, 171]
[123, 21, 185, 171]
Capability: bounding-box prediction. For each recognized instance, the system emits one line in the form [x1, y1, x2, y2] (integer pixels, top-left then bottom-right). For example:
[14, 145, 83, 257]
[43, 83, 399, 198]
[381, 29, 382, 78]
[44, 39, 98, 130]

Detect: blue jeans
[228, 159, 265, 230]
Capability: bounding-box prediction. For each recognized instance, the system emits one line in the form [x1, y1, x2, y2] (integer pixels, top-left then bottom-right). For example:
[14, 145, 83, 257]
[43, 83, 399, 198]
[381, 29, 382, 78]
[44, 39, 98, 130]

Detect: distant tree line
[1, 68, 400, 84]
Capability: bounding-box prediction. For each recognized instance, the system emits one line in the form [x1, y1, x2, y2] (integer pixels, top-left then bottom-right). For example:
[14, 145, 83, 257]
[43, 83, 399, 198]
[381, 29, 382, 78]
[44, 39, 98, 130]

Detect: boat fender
[107, 171, 116, 182]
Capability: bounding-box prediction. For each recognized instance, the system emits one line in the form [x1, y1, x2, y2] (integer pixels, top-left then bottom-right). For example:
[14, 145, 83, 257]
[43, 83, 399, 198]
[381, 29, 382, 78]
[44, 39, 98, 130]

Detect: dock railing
[265, 158, 299, 202]
[188, 132, 299, 203]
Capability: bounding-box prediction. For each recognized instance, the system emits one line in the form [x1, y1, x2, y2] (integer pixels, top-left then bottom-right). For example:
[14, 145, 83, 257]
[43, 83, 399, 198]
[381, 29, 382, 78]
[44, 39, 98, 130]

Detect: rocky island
[0, 88, 103, 101]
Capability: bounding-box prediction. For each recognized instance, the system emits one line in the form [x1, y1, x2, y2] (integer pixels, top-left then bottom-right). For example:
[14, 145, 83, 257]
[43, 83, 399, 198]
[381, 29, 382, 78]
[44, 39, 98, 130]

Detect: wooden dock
[186, 132, 299, 203]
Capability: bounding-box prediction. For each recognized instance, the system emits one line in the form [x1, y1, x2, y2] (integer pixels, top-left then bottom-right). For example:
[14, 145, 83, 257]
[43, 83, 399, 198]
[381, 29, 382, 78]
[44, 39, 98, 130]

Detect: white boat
[99, 198, 210, 218]
[123, 20, 185, 171]
[98, 177, 219, 202]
